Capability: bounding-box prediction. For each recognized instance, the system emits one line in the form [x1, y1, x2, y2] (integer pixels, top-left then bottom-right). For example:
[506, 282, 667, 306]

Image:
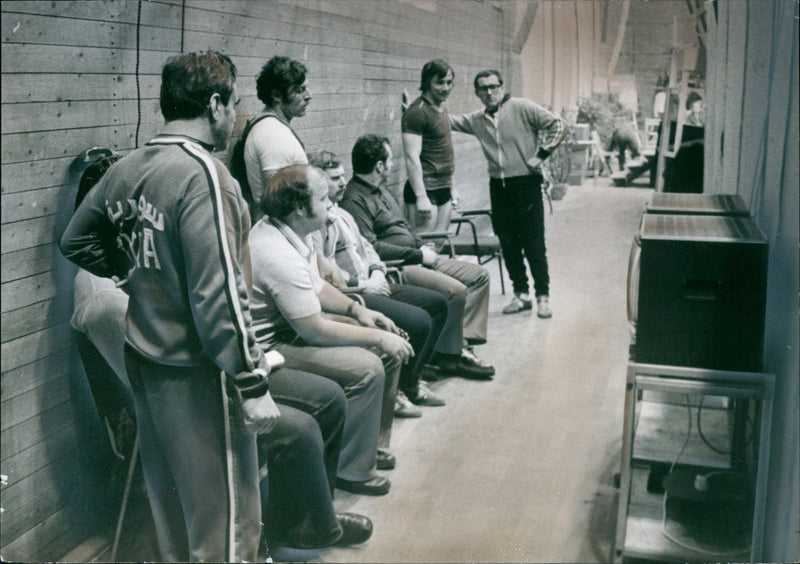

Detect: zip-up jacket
[449, 96, 567, 179]
[60, 136, 268, 398]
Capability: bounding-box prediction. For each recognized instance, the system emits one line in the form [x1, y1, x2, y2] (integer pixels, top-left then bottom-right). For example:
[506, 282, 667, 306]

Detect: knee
[346, 352, 385, 397]
[429, 295, 449, 325]
[470, 266, 491, 289]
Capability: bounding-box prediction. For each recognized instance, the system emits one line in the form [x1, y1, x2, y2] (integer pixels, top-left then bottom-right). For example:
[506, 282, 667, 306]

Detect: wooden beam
[511, 0, 539, 54]
[606, 0, 630, 79]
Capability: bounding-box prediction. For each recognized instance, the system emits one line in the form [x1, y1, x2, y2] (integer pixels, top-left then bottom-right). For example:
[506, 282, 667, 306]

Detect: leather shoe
[433, 351, 494, 380]
[376, 448, 396, 470]
[336, 475, 391, 496]
[407, 382, 445, 406]
[335, 513, 373, 545]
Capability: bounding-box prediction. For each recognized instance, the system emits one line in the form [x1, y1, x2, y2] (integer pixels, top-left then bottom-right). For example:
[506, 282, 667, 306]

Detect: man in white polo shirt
[249, 164, 414, 496]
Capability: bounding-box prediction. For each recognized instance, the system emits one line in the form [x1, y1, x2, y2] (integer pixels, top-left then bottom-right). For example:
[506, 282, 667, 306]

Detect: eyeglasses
[476, 83, 502, 93]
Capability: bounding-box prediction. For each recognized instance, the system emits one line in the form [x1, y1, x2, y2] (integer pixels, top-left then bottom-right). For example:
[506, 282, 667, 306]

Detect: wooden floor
[70, 177, 655, 563]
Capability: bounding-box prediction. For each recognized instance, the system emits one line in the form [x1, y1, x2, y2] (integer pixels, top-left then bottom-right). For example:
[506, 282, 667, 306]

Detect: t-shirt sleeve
[251, 244, 322, 322]
[402, 104, 428, 135]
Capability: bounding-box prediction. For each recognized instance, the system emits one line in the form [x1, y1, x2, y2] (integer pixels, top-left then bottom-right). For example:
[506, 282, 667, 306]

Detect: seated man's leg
[433, 258, 490, 345]
[125, 346, 261, 562]
[259, 404, 342, 549]
[401, 264, 464, 357]
[361, 292, 441, 395]
[268, 368, 346, 494]
[273, 344, 384, 483]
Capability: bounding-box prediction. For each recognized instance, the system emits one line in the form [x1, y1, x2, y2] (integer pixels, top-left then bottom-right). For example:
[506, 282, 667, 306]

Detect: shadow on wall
[45, 155, 119, 552]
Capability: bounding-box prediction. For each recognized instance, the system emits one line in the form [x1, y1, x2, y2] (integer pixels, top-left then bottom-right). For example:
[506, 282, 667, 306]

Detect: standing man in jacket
[60, 51, 279, 562]
[450, 69, 568, 317]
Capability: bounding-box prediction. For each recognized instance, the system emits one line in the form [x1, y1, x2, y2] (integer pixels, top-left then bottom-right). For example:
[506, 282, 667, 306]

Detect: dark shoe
[394, 390, 423, 418]
[337, 475, 391, 496]
[376, 448, 396, 470]
[431, 352, 492, 380]
[407, 381, 446, 406]
[457, 347, 495, 379]
[335, 513, 373, 545]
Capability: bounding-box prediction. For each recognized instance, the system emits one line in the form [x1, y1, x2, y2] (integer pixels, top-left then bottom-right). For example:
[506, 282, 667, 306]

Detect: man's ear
[271, 89, 285, 106]
[208, 93, 223, 123]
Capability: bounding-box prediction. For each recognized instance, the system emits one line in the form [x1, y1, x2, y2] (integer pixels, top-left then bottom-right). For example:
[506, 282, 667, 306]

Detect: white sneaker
[536, 295, 553, 318]
[502, 292, 533, 314]
[394, 390, 422, 418]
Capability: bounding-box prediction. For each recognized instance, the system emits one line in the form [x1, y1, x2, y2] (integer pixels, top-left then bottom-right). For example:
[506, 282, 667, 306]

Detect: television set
[627, 212, 767, 371]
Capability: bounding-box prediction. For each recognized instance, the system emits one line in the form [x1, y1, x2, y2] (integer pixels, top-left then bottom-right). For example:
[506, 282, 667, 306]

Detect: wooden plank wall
[0, 0, 507, 559]
[704, 0, 799, 560]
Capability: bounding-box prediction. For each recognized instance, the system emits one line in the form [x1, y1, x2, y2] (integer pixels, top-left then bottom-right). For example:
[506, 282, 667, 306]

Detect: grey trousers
[273, 342, 400, 481]
[124, 345, 261, 562]
[402, 257, 490, 350]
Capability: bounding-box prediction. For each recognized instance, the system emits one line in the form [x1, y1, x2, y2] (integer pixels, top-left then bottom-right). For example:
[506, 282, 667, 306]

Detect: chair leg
[111, 431, 139, 562]
[497, 253, 506, 295]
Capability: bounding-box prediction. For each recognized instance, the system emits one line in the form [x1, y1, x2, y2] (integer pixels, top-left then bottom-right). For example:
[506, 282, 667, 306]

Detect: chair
[419, 209, 506, 295]
[76, 333, 139, 562]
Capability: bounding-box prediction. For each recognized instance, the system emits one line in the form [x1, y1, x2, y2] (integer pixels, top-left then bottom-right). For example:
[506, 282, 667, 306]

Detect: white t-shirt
[249, 217, 324, 348]
[243, 116, 307, 204]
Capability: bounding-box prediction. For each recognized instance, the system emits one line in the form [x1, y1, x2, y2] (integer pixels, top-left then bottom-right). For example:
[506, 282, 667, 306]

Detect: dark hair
[473, 69, 503, 90]
[159, 51, 237, 121]
[256, 56, 307, 107]
[307, 150, 341, 170]
[261, 164, 318, 219]
[351, 135, 390, 175]
[76, 154, 123, 210]
[686, 90, 703, 110]
[420, 59, 454, 92]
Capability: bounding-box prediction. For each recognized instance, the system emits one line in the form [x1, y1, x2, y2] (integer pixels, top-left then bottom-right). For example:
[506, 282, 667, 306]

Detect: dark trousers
[260, 368, 347, 548]
[489, 174, 550, 297]
[362, 284, 446, 391]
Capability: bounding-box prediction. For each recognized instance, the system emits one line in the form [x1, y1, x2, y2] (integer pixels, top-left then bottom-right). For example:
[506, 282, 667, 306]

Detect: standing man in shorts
[402, 59, 458, 232]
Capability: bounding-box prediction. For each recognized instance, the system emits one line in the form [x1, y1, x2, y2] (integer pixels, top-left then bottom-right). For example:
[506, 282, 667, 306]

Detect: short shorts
[403, 181, 452, 206]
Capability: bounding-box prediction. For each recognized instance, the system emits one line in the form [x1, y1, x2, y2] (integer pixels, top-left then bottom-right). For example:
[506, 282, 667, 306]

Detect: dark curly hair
[159, 51, 236, 121]
[351, 135, 390, 175]
[261, 164, 319, 219]
[256, 56, 307, 108]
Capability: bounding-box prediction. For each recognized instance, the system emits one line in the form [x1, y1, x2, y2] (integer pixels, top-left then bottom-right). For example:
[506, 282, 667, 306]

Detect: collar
[150, 134, 215, 152]
[262, 109, 290, 127]
[350, 175, 382, 194]
[269, 217, 313, 260]
[484, 93, 512, 118]
[420, 94, 444, 113]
